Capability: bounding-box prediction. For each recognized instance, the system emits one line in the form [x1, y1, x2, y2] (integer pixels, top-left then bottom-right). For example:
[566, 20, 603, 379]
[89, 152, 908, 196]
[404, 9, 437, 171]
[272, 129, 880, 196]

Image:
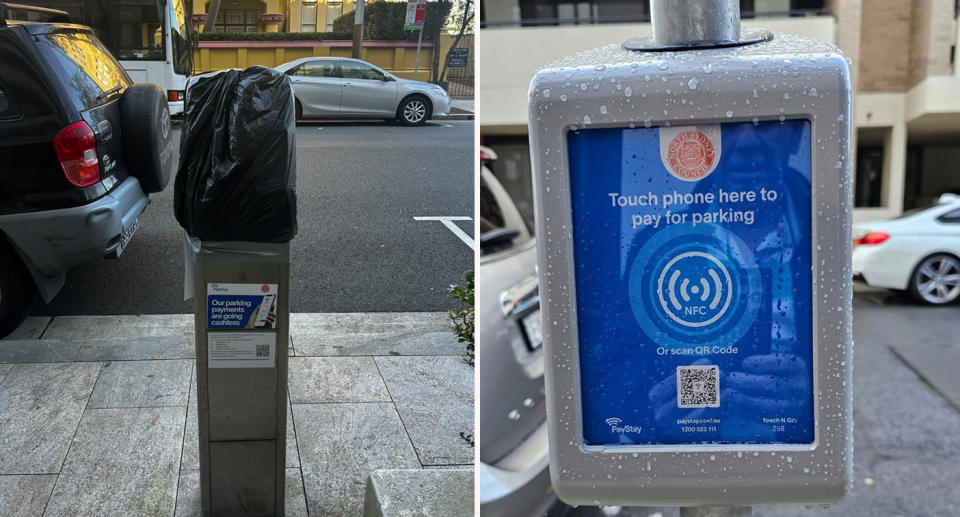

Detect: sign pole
[414, 27, 423, 80]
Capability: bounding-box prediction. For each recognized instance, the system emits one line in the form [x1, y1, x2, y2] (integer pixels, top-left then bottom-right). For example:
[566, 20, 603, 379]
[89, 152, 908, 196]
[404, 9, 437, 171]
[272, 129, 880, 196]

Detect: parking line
[414, 216, 474, 250]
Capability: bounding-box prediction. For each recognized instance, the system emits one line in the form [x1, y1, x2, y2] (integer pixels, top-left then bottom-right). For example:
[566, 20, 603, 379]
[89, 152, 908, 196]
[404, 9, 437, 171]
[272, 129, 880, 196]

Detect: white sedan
[853, 193, 960, 304]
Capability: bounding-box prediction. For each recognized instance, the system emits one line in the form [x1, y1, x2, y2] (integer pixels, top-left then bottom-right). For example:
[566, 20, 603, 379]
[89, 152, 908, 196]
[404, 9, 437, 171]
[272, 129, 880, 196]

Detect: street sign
[446, 47, 469, 67]
[404, 0, 425, 31]
[528, 1, 853, 508]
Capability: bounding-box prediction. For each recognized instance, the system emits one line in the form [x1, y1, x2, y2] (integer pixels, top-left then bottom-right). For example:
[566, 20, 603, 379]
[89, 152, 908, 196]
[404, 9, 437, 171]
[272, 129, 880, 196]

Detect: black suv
[0, 19, 173, 336]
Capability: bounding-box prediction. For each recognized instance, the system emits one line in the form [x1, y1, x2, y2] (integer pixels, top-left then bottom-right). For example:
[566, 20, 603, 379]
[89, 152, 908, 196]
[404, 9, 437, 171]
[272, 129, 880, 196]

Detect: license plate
[117, 215, 140, 256]
[521, 309, 543, 350]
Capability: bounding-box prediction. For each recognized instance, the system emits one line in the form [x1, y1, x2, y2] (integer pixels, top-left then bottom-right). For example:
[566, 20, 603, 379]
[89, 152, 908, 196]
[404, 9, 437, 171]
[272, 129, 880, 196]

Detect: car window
[291, 60, 339, 78]
[481, 170, 533, 256]
[339, 61, 386, 81]
[938, 208, 960, 223]
[0, 84, 15, 120]
[33, 30, 130, 107]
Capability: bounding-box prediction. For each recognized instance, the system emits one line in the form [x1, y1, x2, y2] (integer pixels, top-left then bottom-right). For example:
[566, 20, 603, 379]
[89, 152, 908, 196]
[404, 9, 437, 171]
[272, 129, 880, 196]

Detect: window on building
[340, 61, 386, 80]
[855, 147, 884, 208]
[215, 9, 261, 33]
[326, 1, 343, 31]
[301, 0, 317, 32]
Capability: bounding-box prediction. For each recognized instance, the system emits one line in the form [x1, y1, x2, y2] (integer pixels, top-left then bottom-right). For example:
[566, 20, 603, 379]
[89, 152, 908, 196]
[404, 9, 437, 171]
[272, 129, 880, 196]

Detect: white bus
[19, 0, 192, 114]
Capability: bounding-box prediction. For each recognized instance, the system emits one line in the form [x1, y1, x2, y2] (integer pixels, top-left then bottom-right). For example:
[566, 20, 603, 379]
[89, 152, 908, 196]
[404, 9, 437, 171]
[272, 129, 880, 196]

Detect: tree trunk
[439, 0, 472, 83]
[204, 0, 220, 33]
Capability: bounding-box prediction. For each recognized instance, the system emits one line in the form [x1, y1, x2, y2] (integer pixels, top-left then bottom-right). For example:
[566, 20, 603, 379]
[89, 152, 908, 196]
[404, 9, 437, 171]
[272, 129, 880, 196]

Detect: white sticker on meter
[208, 332, 276, 368]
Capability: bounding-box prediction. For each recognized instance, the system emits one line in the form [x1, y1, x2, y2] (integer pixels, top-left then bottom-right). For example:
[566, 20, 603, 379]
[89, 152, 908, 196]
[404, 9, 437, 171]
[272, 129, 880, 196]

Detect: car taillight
[168, 90, 183, 102]
[53, 121, 100, 187]
[855, 231, 890, 245]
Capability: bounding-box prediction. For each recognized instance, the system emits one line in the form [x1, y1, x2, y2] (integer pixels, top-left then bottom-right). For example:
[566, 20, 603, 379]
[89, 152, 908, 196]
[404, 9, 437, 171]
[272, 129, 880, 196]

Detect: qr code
[256, 344, 270, 358]
[677, 365, 720, 408]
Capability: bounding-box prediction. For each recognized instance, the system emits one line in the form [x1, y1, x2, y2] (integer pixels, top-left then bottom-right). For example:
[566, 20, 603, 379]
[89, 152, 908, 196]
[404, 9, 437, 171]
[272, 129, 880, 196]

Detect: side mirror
[382, 76, 395, 82]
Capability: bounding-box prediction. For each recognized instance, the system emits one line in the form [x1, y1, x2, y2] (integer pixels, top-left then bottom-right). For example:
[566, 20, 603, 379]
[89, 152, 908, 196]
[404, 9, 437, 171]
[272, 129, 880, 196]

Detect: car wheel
[398, 96, 430, 126]
[120, 84, 174, 194]
[0, 238, 38, 338]
[909, 253, 960, 305]
[295, 99, 303, 124]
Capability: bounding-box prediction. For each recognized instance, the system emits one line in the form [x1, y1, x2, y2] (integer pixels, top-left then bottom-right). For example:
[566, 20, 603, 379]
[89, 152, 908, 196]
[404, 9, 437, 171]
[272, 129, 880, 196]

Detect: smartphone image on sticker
[254, 294, 276, 328]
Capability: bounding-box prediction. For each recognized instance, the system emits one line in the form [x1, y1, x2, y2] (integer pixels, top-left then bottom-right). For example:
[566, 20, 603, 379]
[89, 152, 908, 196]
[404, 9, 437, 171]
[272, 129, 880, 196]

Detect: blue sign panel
[567, 120, 814, 445]
[206, 283, 278, 330]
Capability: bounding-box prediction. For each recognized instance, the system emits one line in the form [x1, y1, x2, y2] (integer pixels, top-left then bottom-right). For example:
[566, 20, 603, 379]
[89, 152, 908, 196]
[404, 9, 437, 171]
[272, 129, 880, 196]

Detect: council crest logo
[660, 125, 722, 181]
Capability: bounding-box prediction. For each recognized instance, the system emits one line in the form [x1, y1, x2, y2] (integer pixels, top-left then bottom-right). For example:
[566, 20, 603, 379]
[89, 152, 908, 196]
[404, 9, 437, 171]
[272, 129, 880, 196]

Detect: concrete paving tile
[0, 363, 10, 384]
[0, 474, 58, 517]
[290, 312, 450, 333]
[42, 315, 194, 340]
[3, 317, 50, 340]
[286, 397, 299, 468]
[376, 356, 474, 466]
[293, 403, 420, 517]
[292, 331, 462, 357]
[0, 362, 101, 474]
[174, 468, 309, 516]
[0, 340, 80, 364]
[182, 365, 199, 471]
[173, 469, 200, 517]
[288, 357, 390, 403]
[88, 359, 192, 409]
[75, 336, 194, 361]
[44, 407, 185, 517]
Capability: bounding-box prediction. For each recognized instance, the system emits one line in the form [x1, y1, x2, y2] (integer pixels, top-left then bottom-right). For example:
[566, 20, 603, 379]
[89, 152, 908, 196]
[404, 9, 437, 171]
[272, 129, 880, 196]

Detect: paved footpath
[0, 313, 474, 516]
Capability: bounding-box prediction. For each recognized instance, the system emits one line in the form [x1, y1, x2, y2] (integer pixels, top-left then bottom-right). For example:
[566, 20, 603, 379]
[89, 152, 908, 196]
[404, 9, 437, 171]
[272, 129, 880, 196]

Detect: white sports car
[853, 194, 960, 304]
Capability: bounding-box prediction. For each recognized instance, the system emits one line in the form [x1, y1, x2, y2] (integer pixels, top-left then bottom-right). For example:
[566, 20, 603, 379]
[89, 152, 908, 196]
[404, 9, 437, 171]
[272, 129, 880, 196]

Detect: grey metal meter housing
[528, 33, 854, 506]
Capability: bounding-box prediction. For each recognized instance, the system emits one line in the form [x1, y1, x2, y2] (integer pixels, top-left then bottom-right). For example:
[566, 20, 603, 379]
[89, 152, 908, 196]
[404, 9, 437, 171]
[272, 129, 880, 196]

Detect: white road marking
[414, 216, 474, 250]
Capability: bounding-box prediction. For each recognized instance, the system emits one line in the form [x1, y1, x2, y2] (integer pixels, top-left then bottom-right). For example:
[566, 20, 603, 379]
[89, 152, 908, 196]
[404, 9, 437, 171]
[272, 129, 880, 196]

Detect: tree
[439, 0, 472, 83]
[204, 0, 220, 33]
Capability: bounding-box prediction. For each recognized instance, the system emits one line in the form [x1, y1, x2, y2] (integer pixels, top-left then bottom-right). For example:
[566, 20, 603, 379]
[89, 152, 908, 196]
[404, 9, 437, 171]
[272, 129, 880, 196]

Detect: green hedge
[332, 0, 452, 41]
[199, 31, 352, 41]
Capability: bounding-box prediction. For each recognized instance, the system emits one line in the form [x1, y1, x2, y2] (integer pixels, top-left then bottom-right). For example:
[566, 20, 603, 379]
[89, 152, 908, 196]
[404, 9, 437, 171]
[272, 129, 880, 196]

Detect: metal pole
[413, 28, 423, 80]
[680, 507, 752, 517]
[650, 0, 740, 46]
[352, 0, 366, 59]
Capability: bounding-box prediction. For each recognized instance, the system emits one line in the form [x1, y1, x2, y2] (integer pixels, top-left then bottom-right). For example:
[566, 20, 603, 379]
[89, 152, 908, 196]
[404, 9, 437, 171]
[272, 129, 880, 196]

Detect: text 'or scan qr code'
[256, 344, 270, 357]
[677, 365, 720, 408]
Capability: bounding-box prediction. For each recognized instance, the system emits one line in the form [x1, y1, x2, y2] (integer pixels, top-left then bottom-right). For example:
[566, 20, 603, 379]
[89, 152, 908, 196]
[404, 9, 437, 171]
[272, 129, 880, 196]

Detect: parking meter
[177, 67, 297, 517]
[529, 0, 853, 508]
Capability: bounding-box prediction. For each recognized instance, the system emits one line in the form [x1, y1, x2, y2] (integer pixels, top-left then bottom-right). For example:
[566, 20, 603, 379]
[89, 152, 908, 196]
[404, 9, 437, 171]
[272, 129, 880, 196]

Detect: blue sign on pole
[567, 120, 814, 446]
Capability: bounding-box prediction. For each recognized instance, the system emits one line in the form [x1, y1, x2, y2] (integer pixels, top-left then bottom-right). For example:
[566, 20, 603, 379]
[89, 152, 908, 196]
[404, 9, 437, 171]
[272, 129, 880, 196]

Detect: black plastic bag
[175, 66, 297, 242]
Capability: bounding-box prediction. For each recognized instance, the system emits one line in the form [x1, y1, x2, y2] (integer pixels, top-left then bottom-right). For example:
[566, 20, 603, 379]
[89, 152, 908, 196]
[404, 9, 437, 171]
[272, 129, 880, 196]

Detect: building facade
[190, 0, 358, 34]
[478, 0, 960, 225]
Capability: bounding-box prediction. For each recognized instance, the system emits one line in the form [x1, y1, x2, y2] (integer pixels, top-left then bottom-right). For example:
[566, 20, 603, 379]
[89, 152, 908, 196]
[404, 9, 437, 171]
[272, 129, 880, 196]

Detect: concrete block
[363, 469, 474, 517]
[0, 362, 101, 474]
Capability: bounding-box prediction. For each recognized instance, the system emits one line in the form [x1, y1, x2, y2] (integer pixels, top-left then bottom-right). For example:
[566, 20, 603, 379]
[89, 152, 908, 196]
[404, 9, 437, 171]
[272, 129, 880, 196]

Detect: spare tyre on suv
[0, 21, 173, 336]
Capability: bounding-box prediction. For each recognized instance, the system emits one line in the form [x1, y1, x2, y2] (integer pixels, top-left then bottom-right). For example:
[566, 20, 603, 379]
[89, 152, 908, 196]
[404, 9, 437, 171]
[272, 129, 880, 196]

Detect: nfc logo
[656, 251, 733, 328]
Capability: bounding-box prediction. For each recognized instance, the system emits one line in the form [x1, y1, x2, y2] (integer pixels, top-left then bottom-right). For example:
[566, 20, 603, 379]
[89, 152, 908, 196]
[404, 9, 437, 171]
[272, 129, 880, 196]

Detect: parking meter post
[194, 241, 290, 516]
[680, 507, 752, 517]
[650, 0, 740, 46]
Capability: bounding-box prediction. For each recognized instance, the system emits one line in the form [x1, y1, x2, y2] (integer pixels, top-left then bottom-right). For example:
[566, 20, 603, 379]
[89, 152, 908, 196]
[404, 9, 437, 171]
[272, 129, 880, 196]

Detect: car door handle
[343, 82, 353, 87]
